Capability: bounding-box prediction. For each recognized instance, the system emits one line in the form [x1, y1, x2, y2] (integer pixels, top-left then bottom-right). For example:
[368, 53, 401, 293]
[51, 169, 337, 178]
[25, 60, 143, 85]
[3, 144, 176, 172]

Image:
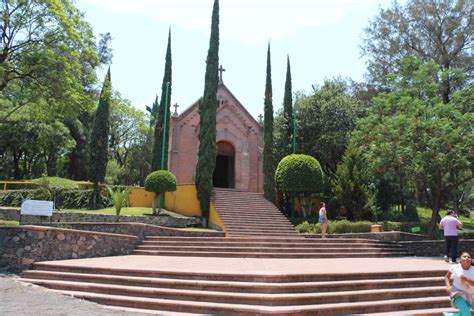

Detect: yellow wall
[129, 184, 225, 231]
[163, 184, 200, 217]
[210, 202, 226, 233]
[128, 187, 154, 207]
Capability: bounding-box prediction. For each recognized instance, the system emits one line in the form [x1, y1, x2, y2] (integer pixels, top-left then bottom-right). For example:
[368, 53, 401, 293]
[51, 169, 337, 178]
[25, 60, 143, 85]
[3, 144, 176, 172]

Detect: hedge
[0, 189, 111, 209]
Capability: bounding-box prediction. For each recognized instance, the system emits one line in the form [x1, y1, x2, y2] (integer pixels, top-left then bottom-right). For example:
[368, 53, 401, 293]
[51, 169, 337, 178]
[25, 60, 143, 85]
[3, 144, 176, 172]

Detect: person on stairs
[319, 202, 328, 239]
[440, 210, 463, 263]
[444, 251, 474, 316]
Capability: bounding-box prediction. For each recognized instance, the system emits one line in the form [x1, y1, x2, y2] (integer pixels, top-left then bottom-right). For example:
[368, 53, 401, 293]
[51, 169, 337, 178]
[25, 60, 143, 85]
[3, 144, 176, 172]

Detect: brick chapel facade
[167, 82, 264, 193]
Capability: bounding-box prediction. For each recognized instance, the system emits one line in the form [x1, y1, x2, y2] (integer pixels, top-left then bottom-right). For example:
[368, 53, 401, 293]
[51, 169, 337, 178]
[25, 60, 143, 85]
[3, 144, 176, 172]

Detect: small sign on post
[20, 200, 54, 224]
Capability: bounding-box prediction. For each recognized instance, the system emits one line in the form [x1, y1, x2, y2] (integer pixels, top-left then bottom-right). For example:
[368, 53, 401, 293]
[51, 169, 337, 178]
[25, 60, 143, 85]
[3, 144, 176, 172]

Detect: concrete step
[33, 263, 445, 283]
[139, 241, 402, 249]
[20, 278, 446, 306]
[46, 290, 452, 315]
[132, 250, 411, 258]
[21, 271, 444, 294]
[135, 245, 406, 254]
[141, 236, 399, 246]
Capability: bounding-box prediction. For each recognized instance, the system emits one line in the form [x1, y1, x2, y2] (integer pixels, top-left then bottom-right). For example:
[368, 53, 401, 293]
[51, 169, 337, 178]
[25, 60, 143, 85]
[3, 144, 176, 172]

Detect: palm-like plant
[108, 187, 131, 222]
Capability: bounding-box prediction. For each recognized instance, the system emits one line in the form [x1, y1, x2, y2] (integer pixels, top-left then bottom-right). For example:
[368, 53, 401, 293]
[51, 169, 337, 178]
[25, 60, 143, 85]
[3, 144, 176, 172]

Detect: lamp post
[158, 82, 170, 211]
[292, 102, 296, 154]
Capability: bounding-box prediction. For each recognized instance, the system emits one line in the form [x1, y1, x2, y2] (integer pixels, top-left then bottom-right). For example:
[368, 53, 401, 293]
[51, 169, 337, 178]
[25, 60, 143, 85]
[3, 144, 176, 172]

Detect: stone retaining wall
[0, 208, 201, 227]
[46, 222, 225, 239]
[0, 226, 139, 273]
[399, 240, 474, 257]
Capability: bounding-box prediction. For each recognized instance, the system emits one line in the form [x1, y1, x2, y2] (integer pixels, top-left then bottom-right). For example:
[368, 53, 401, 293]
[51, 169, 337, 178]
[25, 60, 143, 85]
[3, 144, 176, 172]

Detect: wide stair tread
[20, 278, 446, 306]
[21, 270, 445, 293]
[43, 290, 451, 315]
[132, 250, 411, 258]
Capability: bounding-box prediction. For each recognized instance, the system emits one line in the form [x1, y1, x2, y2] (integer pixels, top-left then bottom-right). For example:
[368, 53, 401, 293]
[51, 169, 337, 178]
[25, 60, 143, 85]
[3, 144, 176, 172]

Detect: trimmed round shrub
[275, 154, 323, 193]
[144, 170, 177, 193]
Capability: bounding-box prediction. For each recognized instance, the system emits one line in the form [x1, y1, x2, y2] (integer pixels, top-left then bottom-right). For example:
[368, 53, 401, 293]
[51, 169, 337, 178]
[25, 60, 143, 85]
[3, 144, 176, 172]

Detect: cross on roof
[258, 114, 263, 123]
[173, 103, 179, 116]
[218, 65, 226, 82]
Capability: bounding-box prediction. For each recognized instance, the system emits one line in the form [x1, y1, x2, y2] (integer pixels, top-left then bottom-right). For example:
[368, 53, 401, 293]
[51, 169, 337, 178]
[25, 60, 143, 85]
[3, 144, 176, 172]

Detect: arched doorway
[213, 141, 235, 188]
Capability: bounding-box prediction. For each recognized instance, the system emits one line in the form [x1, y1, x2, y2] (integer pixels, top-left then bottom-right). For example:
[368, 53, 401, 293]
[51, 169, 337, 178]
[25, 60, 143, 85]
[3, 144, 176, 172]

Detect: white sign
[21, 200, 54, 217]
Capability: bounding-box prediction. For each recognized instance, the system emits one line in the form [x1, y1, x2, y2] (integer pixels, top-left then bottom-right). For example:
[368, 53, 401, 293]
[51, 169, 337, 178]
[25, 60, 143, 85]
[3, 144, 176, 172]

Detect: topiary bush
[275, 154, 323, 217]
[145, 170, 177, 193]
[145, 170, 177, 215]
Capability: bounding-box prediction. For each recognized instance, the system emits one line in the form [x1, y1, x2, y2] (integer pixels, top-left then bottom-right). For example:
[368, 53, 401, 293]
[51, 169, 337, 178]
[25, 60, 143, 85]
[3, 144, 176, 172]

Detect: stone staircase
[212, 189, 299, 237]
[21, 262, 451, 315]
[133, 236, 411, 258]
[18, 189, 454, 314]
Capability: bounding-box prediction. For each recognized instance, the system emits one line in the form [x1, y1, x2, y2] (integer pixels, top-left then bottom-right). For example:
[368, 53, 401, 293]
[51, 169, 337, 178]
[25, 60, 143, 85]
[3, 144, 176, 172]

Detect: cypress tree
[282, 55, 293, 156]
[196, 0, 219, 227]
[263, 43, 276, 202]
[151, 29, 172, 171]
[147, 95, 159, 128]
[88, 68, 112, 209]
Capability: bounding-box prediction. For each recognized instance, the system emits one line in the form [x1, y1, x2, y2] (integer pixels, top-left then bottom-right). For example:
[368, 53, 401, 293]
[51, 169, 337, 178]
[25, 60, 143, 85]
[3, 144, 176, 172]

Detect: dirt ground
[0, 274, 150, 316]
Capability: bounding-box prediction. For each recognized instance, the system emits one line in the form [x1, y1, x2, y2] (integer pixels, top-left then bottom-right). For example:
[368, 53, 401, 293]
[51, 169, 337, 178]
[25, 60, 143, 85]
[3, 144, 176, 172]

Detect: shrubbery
[295, 219, 438, 236]
[0, 189, 111, 209]
[145, 170, 177, 193]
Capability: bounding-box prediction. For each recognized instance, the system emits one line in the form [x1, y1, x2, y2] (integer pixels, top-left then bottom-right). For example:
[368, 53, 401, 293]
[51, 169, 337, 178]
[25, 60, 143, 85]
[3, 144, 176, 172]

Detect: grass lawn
[59, 207, 188, 218]
[0, 220, 19, 225]
[417, 207, 474, 229]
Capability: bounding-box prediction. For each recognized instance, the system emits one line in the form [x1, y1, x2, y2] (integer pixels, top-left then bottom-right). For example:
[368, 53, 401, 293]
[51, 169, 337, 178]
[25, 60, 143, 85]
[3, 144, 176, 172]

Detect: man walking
[440, 210, 463, 263]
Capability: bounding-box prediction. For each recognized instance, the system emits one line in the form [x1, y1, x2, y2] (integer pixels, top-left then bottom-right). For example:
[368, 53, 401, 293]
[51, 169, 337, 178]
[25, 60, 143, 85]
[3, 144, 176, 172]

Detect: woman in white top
[444, 251, 474, 315]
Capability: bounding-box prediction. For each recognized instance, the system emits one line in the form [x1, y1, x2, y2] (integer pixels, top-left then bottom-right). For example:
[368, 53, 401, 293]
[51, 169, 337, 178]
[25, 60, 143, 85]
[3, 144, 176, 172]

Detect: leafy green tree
[145, 170, 177, 215]
[263, 43, 276, 202]
[275, 154, 323, 217]
[195, 0, 219, 227]
[361, 0, 473, 103]
[0, 0, 99, 122]
[36, 121, 75, 176]
[294, 79, 363, 176]
[151, 30, 172, 171]
[281, 56, 293, 156]
[0, 118, 40, 179]
[109, 93, 148, 169]
[88, 69, 112, 209]
[352, 57, 473, 238]
[331, 144, 371, 220]
[64, 116, 90, 180]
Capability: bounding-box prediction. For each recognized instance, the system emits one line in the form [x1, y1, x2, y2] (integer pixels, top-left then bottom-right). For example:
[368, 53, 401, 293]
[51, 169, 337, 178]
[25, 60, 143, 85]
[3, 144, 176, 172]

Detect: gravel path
[0, 274, 150, 316]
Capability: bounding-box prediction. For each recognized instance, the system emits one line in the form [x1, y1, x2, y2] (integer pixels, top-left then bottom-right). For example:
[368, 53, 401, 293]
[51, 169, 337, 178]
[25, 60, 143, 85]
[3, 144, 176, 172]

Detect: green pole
[158, 82, 170, 211]
[292, 102, 296, 154]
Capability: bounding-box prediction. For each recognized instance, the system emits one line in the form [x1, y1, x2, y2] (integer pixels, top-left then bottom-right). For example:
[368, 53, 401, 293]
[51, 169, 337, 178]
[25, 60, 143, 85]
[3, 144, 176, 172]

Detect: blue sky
[76, 0, 395, 118]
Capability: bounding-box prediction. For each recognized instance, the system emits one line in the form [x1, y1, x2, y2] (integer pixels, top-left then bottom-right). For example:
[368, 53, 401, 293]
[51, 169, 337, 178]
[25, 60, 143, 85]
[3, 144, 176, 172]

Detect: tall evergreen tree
[196, 0, 219, 227]
[282, 55, 293, 156]
[88, 68, 112, 209]
[263, 43, 276, 202]
[151, 29, 172, 171]
[146, 95, 159, 128]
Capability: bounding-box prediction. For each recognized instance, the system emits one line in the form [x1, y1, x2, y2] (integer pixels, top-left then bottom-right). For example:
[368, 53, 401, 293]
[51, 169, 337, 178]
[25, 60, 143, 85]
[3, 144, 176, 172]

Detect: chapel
[167, 72, 264, 193]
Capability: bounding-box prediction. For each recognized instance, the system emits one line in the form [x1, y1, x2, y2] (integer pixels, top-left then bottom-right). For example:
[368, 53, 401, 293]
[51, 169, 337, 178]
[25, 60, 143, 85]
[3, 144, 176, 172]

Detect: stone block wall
[48, 222, 225, 239]
[399, 240, 474, 257]
[0, 226, 139, 273]
[0, 208, 201, 227]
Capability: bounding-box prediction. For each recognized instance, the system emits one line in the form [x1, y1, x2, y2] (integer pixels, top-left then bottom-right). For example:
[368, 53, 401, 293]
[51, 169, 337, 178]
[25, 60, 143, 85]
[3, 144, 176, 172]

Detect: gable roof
[176, 82, 260, 130]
